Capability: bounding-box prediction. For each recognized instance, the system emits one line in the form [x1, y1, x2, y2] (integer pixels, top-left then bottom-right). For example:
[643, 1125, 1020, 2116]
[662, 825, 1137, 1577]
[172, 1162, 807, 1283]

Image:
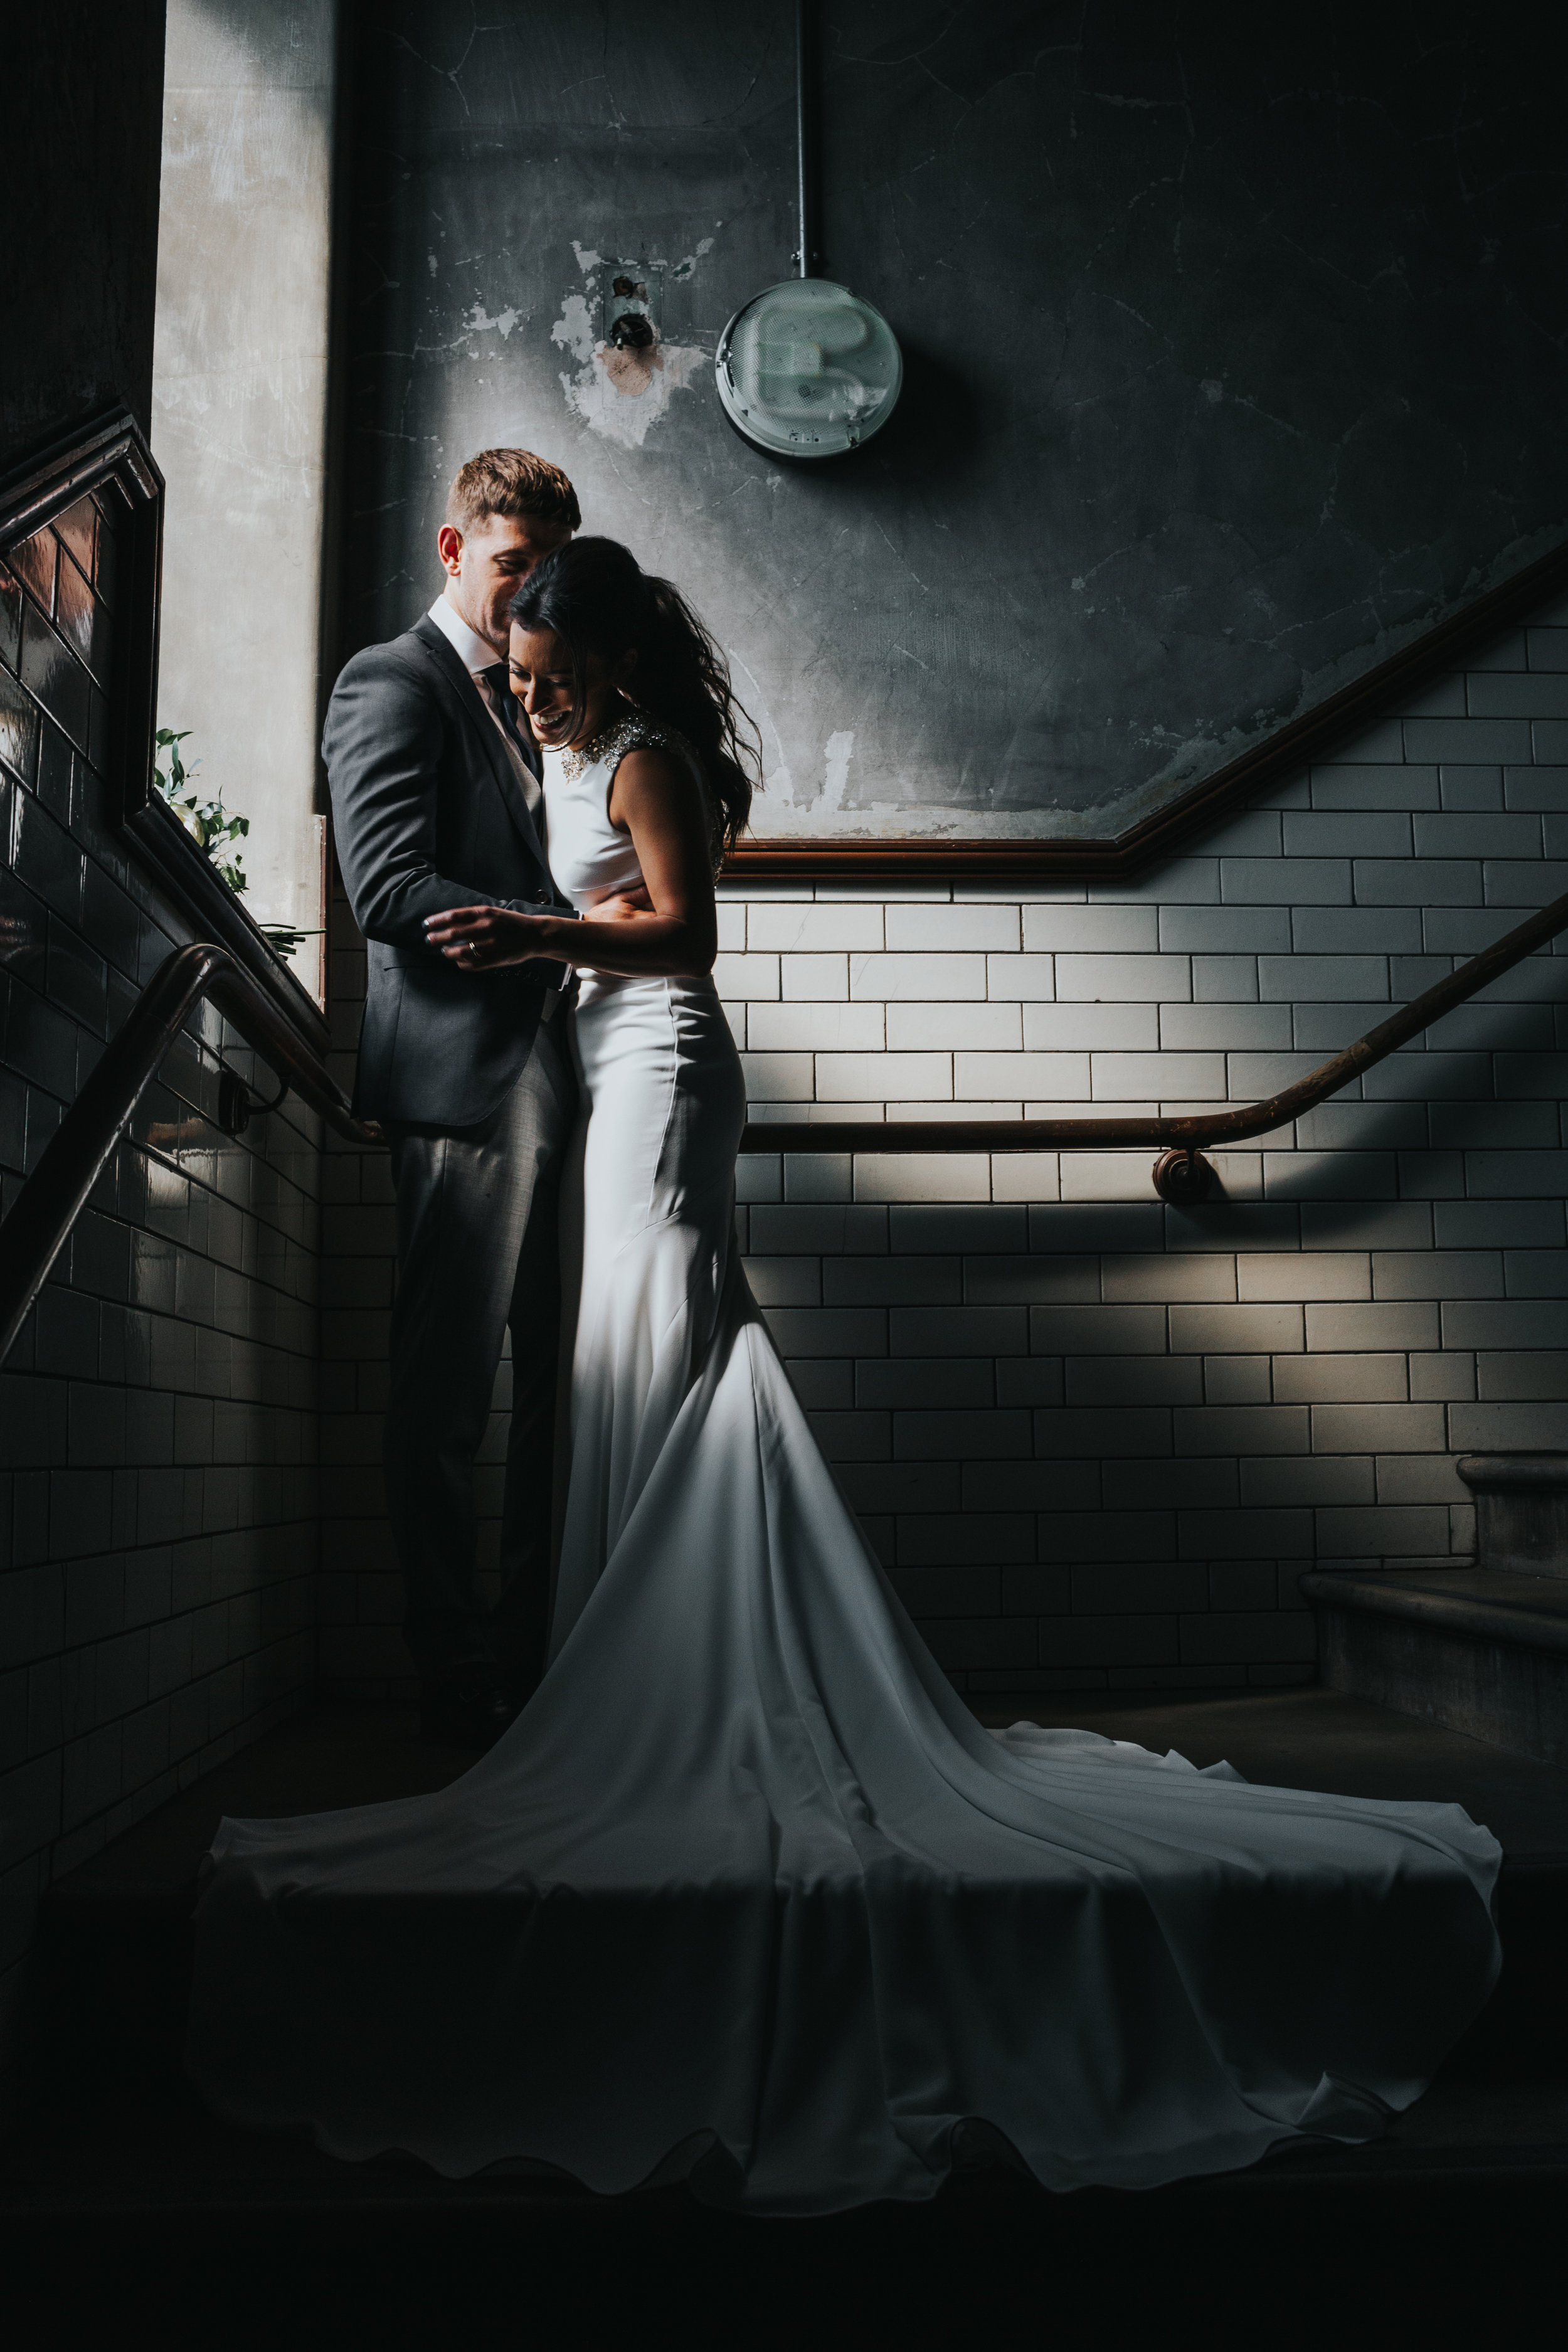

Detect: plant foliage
[153, 728, 249, 894]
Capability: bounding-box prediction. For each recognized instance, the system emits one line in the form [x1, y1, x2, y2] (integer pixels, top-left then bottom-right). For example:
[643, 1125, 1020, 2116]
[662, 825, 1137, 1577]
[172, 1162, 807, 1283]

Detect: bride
[187, 539, 1500, 2214]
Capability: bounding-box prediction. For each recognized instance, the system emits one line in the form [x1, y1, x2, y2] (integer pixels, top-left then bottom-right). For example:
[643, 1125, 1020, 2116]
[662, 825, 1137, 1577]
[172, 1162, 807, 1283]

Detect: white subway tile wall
[305, 598, 1568, 1705]
[2, 499, 322, 2095]
[734, 609, 1568, 1692]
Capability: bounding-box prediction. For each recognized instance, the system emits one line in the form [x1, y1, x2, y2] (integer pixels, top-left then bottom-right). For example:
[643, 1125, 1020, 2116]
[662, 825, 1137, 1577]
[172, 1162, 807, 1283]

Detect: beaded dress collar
[559, 709, 690, 783]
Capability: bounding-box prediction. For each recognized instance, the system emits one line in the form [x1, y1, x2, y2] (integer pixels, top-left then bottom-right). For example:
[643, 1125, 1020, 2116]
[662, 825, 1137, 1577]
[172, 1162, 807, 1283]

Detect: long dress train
[186, 723, 1501, 2215]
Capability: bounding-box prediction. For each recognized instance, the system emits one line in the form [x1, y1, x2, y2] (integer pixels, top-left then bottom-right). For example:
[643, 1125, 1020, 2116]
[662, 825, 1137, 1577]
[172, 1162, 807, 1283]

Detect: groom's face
[438, 511, 574, 652]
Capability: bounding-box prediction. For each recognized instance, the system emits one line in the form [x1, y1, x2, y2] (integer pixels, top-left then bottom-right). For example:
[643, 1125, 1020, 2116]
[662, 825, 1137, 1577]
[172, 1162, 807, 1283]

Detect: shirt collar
[426, 592, 501, 677]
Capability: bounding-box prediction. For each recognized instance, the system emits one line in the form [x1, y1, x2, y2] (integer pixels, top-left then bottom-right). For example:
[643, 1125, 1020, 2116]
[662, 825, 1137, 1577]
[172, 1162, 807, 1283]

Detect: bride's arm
[422, 748, 718, 978]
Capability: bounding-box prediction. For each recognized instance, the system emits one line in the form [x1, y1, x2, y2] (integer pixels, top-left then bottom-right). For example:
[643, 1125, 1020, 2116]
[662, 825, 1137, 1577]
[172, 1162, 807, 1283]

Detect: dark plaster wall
[340, 0, 1568, 843]
[2, 2, 167, 475]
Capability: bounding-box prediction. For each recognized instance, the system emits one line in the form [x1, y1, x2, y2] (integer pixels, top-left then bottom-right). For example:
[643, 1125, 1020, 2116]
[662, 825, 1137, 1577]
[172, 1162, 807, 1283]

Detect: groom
[324, 448, 581, 1747]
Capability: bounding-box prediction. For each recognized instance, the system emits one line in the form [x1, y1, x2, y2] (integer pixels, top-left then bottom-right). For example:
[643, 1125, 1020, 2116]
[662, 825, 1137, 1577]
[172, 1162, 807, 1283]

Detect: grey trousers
[383, 1014, 575, 1687]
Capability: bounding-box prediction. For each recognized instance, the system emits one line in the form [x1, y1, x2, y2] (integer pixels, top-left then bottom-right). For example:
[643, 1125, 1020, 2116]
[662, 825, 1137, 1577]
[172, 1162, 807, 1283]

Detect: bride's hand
[423, 904, 550, 969]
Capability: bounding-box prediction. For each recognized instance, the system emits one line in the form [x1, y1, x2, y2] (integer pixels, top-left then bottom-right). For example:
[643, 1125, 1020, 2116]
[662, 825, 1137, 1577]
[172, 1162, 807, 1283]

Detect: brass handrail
[738, 887, 1568, 1200]
[0, 943, 379, 1369]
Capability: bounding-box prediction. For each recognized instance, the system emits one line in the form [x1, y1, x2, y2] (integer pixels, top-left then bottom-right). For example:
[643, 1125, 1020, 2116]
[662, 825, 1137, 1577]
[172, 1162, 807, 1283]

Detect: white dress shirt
[426, 592, 542, 820]
[426, 590, 499, 678]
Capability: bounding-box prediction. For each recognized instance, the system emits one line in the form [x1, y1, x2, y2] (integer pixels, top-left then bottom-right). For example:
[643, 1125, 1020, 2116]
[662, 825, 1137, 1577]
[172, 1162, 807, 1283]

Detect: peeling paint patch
[465, 300, 521, 338]
[670, 236, 715, 280]
[561, 341, 704, 448]
[821, 729, 855, 811]
[552, 245, 704, 448]
[747, 794, 1057, 842]
[551, 294, 596, 364]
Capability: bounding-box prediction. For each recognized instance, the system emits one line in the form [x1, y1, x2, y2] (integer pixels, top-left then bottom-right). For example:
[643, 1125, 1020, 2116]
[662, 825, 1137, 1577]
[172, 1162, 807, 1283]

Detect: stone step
[31, 1692, 1568, 2122]
[38, 1705, 472, 2111]
[13, 1696, 1567, 2339]
[1304, 1563, 1568, 1767]
[1305, 1453, 1568, 1766]
[4, 2089, 1563, 2341]
[1459, 1451, 1568, 1579]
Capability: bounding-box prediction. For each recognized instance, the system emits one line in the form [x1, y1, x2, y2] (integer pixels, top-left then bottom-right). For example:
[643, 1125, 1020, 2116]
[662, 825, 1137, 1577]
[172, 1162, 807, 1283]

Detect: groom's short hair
[446, 448, 581, 537]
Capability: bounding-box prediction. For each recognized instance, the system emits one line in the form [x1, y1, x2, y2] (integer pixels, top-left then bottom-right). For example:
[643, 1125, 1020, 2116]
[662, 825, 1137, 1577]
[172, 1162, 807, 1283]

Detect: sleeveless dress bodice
[538, 720, 712, 1010]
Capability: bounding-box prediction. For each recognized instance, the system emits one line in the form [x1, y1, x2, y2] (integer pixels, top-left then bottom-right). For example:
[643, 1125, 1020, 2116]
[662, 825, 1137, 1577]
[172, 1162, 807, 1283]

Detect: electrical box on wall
[603, 259, 661, 352]
[714, 3, 903, 464]
[716, 278, 902, 458]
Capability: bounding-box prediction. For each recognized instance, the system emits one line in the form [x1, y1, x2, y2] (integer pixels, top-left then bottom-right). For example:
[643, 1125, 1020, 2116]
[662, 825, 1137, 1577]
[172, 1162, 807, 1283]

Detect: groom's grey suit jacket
[324, 614, 575, 1126]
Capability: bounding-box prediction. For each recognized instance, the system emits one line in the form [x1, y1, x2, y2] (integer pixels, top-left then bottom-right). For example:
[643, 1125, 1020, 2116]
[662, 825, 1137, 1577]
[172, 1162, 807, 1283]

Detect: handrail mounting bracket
[1152, 1148, 1218, 1207]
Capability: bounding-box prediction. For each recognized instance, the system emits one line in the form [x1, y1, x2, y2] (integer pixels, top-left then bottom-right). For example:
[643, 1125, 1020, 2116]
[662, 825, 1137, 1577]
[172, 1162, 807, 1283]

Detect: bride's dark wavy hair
[509, 536, 756, 861]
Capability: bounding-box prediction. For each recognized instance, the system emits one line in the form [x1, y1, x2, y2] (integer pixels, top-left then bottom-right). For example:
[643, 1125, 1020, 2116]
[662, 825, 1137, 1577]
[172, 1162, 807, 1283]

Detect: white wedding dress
[187, 723, 1502, 2215]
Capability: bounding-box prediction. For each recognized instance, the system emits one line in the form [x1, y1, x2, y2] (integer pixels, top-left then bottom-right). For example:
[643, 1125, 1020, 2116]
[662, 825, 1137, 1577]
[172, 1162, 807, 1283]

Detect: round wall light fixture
[715, 4, 903, 462]
[716, 278, 903, 459]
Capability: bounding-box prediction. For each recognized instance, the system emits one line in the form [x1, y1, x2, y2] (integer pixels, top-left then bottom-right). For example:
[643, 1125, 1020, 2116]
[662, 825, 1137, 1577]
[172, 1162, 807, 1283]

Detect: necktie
[477, 663, 543, 822]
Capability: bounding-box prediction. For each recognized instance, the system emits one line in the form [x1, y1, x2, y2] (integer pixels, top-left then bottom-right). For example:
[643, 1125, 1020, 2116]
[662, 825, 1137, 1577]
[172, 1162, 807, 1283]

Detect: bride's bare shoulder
[610, 733, 705, 814]
[613, 741, 694, 791]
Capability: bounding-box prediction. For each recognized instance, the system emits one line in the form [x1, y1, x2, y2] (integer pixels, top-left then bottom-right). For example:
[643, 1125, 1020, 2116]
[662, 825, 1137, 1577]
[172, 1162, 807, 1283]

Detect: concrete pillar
[151, 0, 336, 995]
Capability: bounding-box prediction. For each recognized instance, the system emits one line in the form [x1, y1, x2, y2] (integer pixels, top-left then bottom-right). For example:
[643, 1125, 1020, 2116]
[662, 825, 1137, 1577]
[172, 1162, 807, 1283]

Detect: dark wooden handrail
[0, 943, 379, 1369]
[738, 888, 1568, 1200]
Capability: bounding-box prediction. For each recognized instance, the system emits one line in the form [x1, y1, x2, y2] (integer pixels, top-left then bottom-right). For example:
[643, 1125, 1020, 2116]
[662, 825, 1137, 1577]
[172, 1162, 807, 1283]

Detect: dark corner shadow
[765, 339, 988, 495]
[869, 339, 987, 490]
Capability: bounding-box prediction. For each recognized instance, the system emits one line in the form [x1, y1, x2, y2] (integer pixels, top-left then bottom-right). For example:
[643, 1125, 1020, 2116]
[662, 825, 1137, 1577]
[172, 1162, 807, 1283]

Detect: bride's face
[509, 625, 632, 751]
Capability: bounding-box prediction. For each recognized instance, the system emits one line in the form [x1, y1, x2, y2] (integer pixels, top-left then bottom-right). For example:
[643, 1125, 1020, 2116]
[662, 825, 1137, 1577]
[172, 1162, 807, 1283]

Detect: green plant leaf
[152, 726, 248, 892]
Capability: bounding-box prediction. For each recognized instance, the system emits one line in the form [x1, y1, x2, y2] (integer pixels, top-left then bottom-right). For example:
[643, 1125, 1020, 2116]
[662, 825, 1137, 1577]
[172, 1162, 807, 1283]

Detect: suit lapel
[408, 617, 549, 867]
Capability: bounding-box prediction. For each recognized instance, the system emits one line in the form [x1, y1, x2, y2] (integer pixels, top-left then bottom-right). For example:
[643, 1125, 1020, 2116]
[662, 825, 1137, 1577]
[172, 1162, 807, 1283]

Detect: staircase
[1305, 1454, 1568, 1765]
[4, 1689, 1567, 2339]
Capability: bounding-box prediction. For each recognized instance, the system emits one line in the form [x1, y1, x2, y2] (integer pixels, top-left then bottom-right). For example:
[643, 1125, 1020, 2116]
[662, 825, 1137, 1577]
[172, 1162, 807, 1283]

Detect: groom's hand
[423, 904, 551, 970]
[593, 887, 654, 921]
